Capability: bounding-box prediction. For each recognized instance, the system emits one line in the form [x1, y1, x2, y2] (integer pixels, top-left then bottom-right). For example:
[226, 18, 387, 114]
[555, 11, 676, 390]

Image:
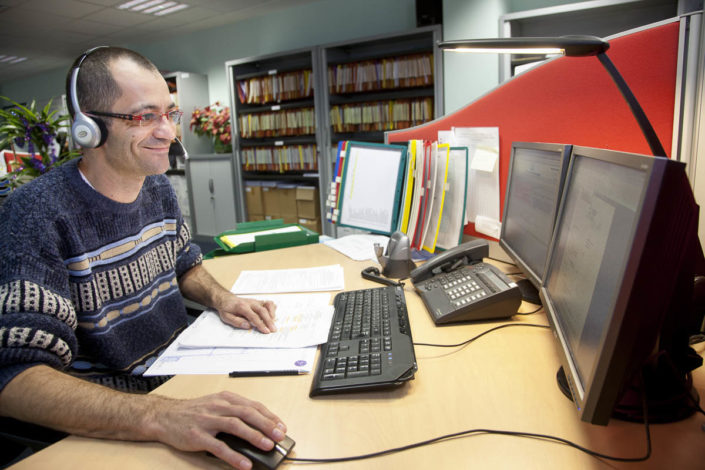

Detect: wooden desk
[11, 244, 705, 469]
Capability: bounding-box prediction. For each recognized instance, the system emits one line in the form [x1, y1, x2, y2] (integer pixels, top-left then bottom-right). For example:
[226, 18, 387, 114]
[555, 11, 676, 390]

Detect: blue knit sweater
[0, 158, 202, 393]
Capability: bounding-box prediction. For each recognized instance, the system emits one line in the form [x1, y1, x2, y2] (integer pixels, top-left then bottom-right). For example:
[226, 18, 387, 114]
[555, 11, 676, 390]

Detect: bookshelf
[226, 26, 443, 237]
[320, 25, 443, 147]
[227, 48, 327, 234]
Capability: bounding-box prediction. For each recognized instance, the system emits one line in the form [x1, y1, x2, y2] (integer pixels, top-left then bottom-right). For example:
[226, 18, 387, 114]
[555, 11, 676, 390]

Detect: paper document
[323, 234, 389, 262]
[231, 264, 345, 294]
[179, 293, 334, 349]
[451, 127, 501, 235]
[143, 340, 316, 376]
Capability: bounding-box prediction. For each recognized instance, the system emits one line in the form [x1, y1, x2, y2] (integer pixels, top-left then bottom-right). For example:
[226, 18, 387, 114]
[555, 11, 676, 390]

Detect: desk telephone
[410, 239, 522, 324]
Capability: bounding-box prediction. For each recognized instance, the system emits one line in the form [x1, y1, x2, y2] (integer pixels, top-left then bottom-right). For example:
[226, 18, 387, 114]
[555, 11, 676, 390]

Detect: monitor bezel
[499, 141, 572, 289]
[539, 145, 690, 425]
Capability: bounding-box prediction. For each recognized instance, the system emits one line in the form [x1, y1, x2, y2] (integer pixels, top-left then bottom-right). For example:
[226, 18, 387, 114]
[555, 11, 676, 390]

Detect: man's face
[100, 57, 176, 178]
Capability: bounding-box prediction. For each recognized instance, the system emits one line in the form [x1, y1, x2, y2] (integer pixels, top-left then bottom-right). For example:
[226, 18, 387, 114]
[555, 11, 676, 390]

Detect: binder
[435, 147, 469, 251]
[336, 141, 407, 235]
[214, 219, 319, 254]
[421, 143, 450, 253]
[411, 141, 432, 249]
[397, 140, 417, 233]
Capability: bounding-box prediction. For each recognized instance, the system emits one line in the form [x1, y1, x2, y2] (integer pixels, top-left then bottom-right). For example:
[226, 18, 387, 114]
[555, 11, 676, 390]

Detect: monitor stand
[556, 361, 700, 424]
[516, 279, 541, 305]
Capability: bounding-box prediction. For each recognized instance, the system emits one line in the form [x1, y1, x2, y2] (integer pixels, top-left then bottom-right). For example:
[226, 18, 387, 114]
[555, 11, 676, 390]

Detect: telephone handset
[410, 239, 522, 324]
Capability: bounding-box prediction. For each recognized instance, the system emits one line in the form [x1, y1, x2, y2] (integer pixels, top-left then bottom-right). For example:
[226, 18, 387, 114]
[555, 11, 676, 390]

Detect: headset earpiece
[68, 46, 109, 148]
[71, 110, 107, 148]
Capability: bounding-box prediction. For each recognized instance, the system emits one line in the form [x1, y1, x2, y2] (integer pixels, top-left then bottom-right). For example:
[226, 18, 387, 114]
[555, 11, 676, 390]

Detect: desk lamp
[438, 36, 667, 157]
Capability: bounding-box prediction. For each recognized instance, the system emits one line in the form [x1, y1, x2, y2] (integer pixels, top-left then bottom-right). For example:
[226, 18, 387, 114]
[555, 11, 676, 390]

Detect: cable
[286, 423, 651, 465]
[287, 372, 653, 466]
[486, 256, 516, 266]
[516, 306, 543, 316]
[413, 323, 550, 348]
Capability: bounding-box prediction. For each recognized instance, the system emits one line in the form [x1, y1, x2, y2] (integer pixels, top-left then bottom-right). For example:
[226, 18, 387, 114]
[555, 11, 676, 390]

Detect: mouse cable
[285, 399, 651, 465]
[413, 323, 550, 348]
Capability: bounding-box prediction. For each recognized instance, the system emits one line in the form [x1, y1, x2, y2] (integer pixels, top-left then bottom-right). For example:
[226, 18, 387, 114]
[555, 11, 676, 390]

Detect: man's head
[66, 47, 160, 124]
[66, 46, 178, 178]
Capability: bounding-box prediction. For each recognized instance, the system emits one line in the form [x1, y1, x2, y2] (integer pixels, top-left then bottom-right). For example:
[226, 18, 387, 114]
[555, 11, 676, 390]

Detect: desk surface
[12, 243, 705, 469]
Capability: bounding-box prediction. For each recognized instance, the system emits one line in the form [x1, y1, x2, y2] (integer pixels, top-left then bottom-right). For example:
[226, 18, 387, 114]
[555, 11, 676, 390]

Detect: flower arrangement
[190, 102, 232, 153]
[0, 96, 80, 189]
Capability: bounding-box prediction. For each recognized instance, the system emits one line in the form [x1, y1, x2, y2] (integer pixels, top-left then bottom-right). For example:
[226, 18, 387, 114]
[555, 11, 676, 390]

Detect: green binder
[214, 219, 319, 254]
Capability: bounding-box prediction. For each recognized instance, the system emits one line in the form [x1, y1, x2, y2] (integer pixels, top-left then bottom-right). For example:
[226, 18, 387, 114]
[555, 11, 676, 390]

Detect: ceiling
[0, 0, 321, 87]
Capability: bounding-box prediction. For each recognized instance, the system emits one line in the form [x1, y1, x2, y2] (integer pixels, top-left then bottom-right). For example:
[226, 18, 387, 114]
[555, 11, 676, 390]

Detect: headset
[68, 46, 109, 148]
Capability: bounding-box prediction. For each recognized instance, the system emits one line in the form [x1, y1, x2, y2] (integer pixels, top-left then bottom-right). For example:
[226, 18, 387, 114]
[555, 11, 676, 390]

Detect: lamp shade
[438, 36, 610, 57]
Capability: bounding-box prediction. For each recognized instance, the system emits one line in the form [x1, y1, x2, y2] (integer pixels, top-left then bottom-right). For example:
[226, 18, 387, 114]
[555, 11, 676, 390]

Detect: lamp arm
[596, 52, 667, 157]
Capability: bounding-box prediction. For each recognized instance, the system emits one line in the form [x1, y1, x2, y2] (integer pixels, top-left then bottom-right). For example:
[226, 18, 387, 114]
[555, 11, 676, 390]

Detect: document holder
[214, 219, 319, 254]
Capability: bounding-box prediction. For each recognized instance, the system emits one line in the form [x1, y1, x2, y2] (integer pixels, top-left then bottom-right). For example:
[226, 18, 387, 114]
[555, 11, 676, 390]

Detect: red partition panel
[387, 20, 679, 239]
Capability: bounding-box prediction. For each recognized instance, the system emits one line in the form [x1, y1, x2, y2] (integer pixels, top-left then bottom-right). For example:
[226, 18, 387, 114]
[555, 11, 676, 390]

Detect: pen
[229, 370, 304, 377]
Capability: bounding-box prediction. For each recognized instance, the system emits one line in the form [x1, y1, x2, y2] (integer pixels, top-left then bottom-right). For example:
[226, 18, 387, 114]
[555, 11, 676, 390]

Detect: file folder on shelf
[214, 219, 319, 254]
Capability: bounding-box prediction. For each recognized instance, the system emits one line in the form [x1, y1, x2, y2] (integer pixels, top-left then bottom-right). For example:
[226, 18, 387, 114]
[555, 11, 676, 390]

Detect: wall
[0, 0, 586, 110]
[441, 0, 586, 113]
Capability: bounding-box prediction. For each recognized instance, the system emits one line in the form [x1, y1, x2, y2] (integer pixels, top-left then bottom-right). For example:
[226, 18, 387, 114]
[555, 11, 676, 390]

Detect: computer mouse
[215, 432, 296, 470]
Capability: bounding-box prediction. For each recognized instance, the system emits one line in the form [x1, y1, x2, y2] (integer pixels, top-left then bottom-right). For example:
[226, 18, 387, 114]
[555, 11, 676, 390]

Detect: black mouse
[215, 432, 296, 470]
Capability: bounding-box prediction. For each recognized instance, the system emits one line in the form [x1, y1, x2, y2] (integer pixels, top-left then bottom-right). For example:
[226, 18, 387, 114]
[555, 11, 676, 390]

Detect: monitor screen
[540, 146, 704, 425]
[499, 142, 572, 300]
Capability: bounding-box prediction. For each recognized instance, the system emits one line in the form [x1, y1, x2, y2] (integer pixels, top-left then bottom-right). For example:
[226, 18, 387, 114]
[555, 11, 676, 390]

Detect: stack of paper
[144, 265, 344, 376]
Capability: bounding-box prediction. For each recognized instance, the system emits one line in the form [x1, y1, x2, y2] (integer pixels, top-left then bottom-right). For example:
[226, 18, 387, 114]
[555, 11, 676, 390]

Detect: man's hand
[178, 264, 277, 333]
[1, 366, 288, 470]
[216, 295, 277, 334]
[148, 391, 287, 470]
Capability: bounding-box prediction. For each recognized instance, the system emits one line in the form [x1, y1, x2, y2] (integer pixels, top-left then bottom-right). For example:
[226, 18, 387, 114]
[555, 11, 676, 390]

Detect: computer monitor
[540, 145, 704, 425]
[499, 142, 572, 304]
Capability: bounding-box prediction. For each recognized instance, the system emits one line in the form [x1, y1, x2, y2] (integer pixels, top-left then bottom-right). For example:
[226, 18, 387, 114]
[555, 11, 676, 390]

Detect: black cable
[516, 306, 543, 316]
[486, 256, 516, 266]
[413, 323, 550, 348]
[286, 365, 653, 466]
[286, 424, 651, 465]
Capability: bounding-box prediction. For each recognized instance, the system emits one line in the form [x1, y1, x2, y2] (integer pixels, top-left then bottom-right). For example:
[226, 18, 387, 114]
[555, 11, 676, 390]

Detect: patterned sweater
[0, 158, 202, 393]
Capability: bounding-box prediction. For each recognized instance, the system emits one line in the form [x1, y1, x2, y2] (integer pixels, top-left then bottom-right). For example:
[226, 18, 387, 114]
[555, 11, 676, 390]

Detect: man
[0, 47, 285, 470]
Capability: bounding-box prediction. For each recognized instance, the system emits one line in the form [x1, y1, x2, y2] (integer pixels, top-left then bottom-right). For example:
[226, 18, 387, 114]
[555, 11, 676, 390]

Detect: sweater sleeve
[0, 188, 79, 391]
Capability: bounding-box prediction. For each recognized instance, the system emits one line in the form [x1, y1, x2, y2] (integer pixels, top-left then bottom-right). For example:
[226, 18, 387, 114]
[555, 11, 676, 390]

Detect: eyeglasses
[86, 109, 183, 126]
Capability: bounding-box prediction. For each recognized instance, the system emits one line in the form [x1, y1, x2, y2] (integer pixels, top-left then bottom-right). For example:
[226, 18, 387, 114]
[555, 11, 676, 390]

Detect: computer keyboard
[309, 285, 417, 396]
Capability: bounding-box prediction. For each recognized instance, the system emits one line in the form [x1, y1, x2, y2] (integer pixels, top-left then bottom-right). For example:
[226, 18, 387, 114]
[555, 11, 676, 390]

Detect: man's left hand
[217, 295, 277, 334]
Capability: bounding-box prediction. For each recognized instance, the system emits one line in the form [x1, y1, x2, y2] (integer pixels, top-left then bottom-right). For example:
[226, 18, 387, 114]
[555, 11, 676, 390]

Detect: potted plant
[189, 102, 232, 154]
[0, 96, 80, 191]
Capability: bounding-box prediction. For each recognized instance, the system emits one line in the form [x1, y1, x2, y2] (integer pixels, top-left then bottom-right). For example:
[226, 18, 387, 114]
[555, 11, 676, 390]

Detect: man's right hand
[0, 366, 287, 470]
[146, 391, 287, 470]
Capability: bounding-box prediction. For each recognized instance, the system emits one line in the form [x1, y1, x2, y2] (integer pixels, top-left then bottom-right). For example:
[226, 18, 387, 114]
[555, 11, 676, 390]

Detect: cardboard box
[245, 181, 264, 216]
[261, 181, 279, 216]
[277, 183, 298, 217]
[298, 217, 321, 234]
[296, 186, 320, 219]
